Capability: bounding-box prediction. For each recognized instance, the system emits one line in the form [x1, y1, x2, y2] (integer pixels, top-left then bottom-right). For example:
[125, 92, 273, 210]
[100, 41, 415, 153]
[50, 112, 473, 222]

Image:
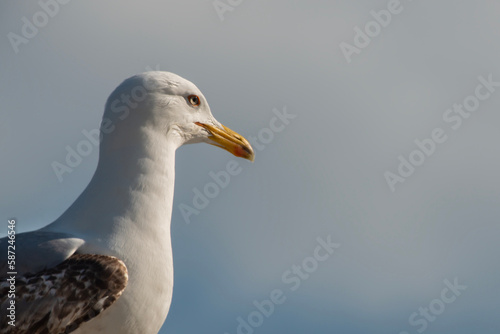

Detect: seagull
[0, 71, 254, 334]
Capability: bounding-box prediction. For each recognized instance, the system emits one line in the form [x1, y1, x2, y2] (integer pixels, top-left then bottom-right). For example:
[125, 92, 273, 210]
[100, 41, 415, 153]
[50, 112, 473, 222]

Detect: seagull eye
[188, 95, 200, 107]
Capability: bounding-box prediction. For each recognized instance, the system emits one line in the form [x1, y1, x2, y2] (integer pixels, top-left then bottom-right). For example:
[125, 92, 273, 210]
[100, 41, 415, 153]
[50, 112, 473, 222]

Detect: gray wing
[0, 230, 85, 276]
[0, 254, 128, 334]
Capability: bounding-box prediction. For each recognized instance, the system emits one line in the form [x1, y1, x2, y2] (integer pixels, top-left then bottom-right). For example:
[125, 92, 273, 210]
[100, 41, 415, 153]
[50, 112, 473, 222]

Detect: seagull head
[100, 71, 254, 161]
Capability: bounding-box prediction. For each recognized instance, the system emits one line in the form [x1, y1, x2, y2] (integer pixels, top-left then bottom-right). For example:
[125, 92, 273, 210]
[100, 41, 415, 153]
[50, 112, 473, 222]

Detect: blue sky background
[1, 1, 499, 333]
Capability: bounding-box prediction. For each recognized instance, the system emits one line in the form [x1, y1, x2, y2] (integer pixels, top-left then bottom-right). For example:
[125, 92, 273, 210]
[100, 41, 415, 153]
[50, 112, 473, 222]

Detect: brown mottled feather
[0, 254, 128, 334]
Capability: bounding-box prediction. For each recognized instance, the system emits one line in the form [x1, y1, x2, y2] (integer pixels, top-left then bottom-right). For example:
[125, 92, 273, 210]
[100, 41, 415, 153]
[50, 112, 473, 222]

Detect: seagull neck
[52, 129, 180, 239]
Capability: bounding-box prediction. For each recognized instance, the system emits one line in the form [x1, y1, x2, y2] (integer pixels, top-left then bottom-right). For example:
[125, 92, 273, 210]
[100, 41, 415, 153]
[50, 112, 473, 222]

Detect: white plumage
[0, 72, 254, 334]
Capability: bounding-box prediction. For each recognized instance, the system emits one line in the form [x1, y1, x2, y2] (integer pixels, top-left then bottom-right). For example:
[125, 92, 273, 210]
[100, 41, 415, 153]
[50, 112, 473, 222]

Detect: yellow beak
[195, 122, 255, 162]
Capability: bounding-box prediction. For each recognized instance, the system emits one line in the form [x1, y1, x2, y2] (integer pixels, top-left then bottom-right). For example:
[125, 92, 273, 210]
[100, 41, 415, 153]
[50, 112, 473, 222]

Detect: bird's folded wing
[0, 254, 128, 334]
